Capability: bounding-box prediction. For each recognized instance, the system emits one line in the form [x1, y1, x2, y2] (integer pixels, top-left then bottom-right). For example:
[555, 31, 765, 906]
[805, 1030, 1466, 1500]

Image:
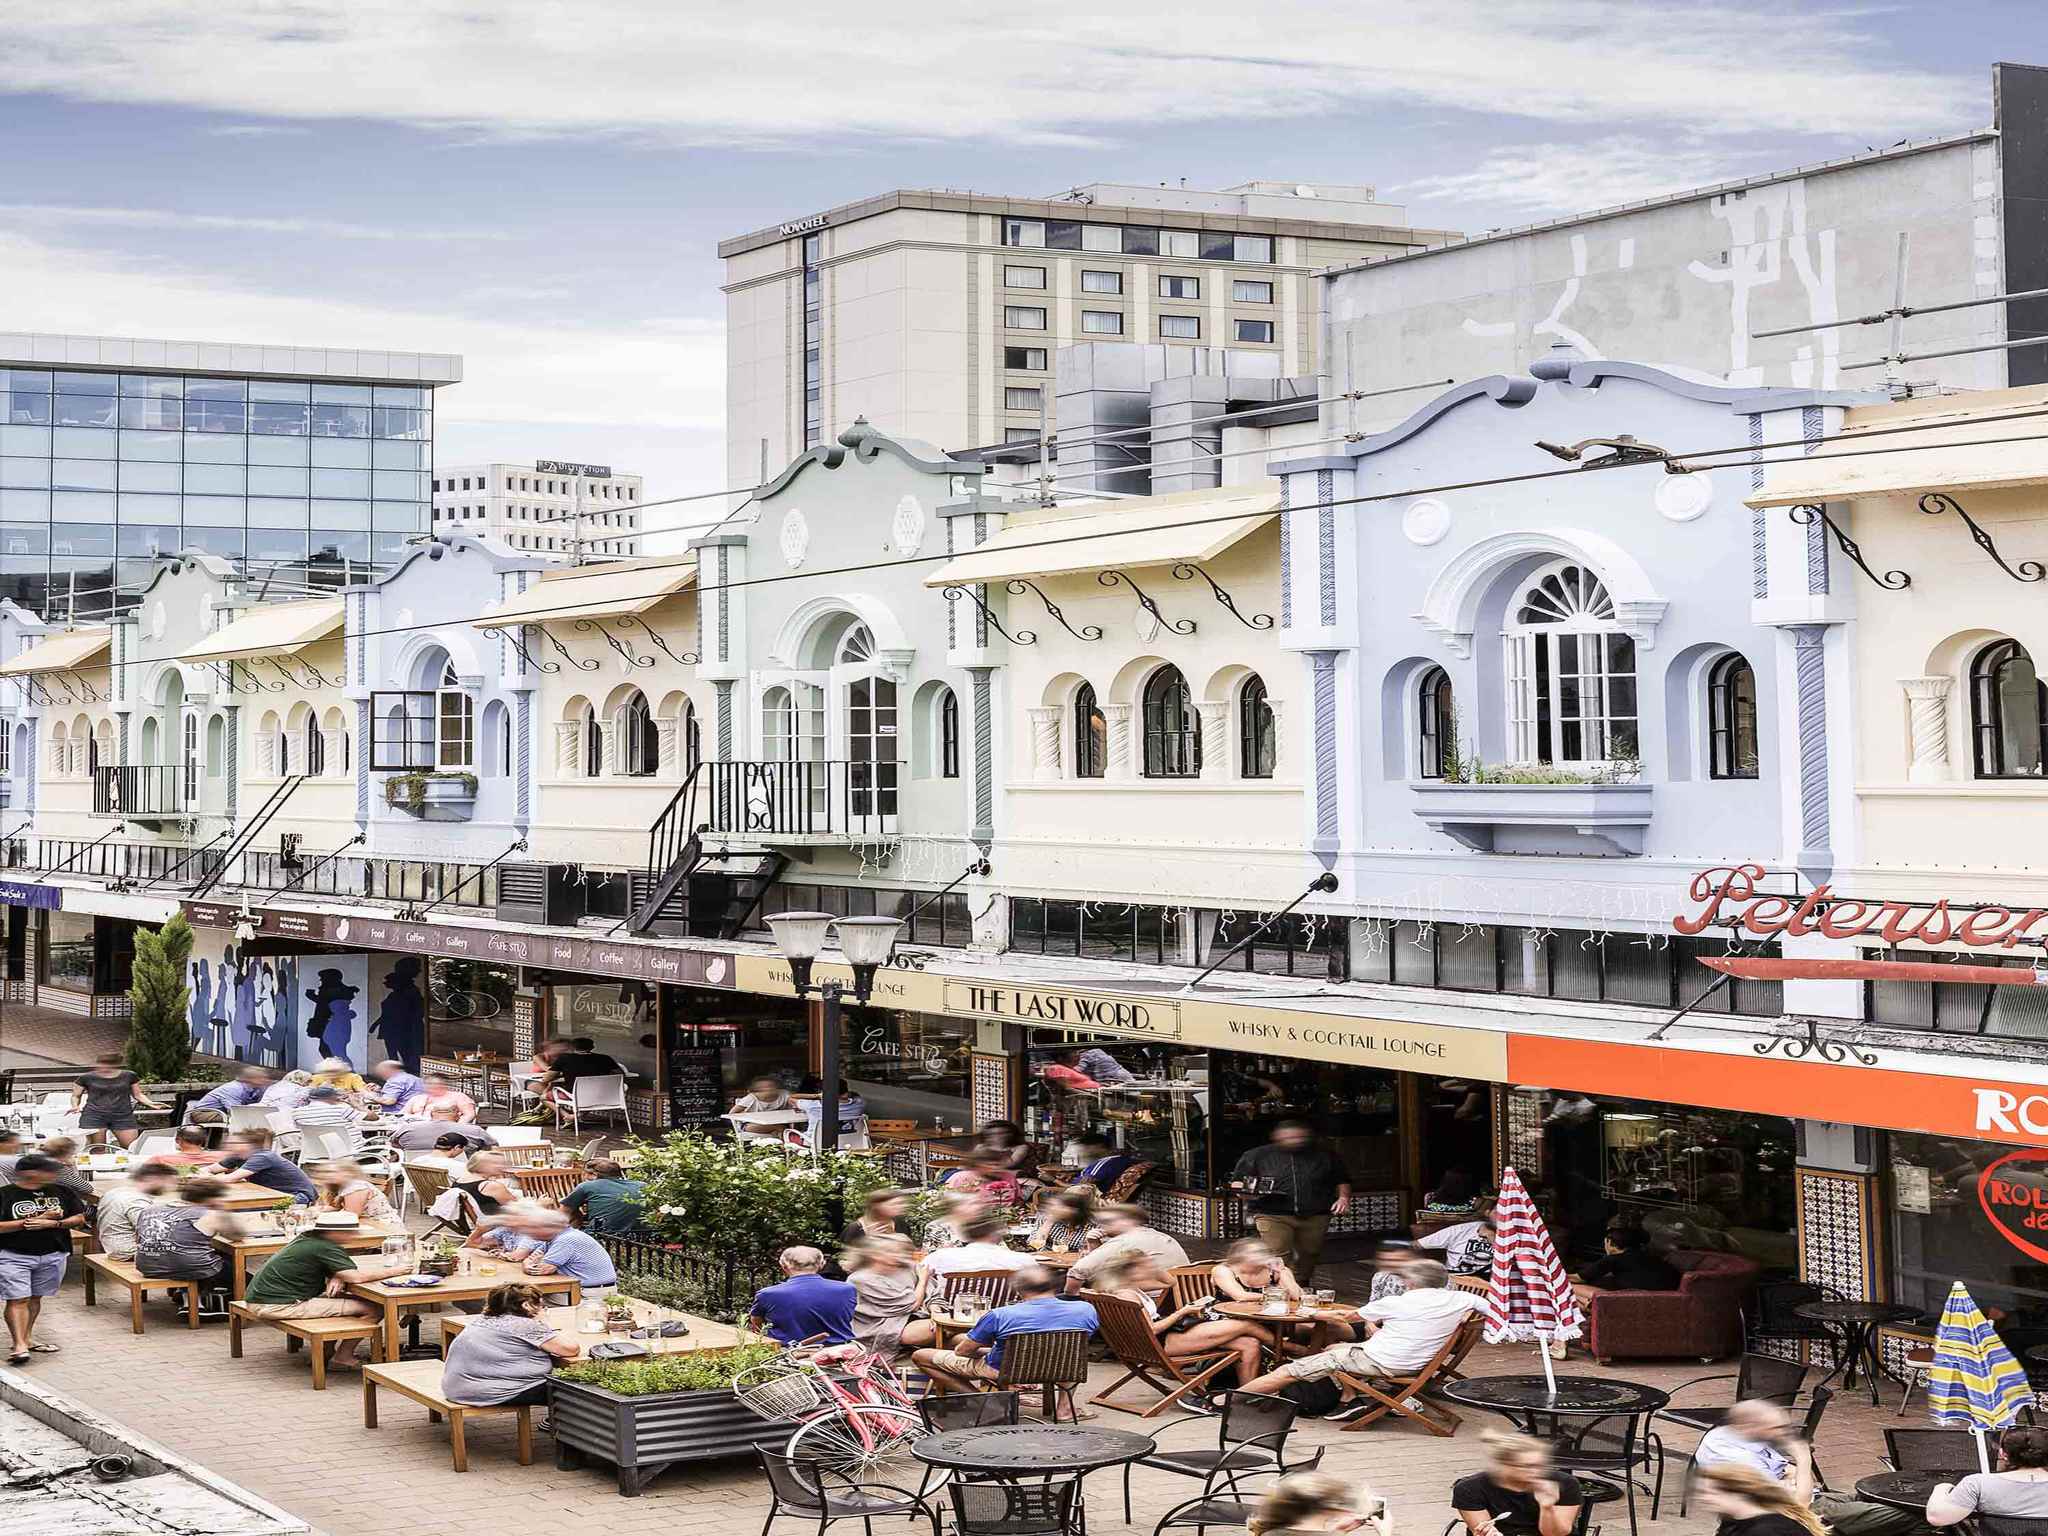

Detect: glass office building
[0, 340, 459, 622]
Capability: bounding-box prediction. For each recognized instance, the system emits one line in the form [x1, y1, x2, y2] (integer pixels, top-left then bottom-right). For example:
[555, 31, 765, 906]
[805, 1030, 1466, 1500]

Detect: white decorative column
[1102, 703, 1134, 779]
[655, 717, 681, 777]
[321, 727, 346, 778]
[256, 733, 277, 777]
[600, 721, 620, 777]
[1026, 706, 1062, 779]
[554, 721, 580, 776]
[1901, 676, 1953, 784]
[1197, 701, 1229, 778]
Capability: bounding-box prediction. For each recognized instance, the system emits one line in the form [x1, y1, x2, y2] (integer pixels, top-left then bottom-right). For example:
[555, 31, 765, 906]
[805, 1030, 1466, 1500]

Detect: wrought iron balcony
[701, 759, 900, 841]
[93, 764, 196, 820]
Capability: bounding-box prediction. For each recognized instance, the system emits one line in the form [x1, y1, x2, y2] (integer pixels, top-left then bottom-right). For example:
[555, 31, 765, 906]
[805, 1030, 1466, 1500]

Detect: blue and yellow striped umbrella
[1927, 1281, 2033, 1458]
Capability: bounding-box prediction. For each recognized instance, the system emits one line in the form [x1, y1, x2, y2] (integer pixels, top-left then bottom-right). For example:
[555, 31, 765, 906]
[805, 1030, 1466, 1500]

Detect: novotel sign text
[1675, 863, 2048, 949]
[780, 215, 828, 236]
[940, 980, 1181, 1038]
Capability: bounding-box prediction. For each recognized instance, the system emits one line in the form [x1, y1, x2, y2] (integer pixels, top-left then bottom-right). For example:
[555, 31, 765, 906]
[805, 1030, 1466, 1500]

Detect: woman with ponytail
[1695, 1463, 1829, 1536]
[1249, 1473, 1391, 1536]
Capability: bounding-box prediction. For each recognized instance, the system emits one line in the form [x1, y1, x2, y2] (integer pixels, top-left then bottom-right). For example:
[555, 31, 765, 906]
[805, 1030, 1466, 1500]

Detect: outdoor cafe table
[1796, 1299, 1919, 1406]
[1439, 1375, 1670, 1434]
[442, 1300, 743, 1357]
[1211, 1298, 1358, 1356]
[1856, 1471, 1947, 1513]
[210, 1221, 405, 1299]
[913, 1424, 1155, 1511]
[345, 1268, 583, 1363]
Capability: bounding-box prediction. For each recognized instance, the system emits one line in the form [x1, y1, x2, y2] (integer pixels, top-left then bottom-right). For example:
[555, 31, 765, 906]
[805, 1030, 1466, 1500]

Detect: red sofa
[1585, 1249, 1762, 1362]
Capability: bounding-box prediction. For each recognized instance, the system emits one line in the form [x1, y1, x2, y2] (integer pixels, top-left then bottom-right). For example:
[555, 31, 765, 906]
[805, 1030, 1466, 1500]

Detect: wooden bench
[81, 1254, 201, 1334]
[362, 1357, 536, 1472]
[229, 1302, 384, 1390]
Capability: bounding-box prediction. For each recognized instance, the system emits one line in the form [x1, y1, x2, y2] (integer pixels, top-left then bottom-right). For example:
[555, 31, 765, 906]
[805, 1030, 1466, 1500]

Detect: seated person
[730, 1075, 793, 1116]
[1211, 1237, 1303, 1304]
[1070, 1134, 1136, 1193]
[971, 1121, 1039, 1174]
[387, 1118, 493, 1154]
[207, 1127, 318, 1204]
[919, 1214, 1037, 1289]
[1423, 1169, 1482, 1215]
[241, 1224, 413, 1371]
[1252, 1473, 1393, 1536]
[1091, 1249, 1264, 1386]
[1696, 1398, 1920, 1536]
[1695, 1464, 1833, 1536]
[541, 1038, 626, 1106]
[912, 1265, 1099, 1398]
[562, 1159, 647, 1236]
[310, 1158, 400, 1224]
[1040, 1049, 1102, 1096]
[311, 1058, 368, 1097]
[1928, 1424, 2048, 1528]
[142, 1126, 219, 1170]
[185, 1067, 272, 1124]
[1368, 1239, 1424, 1302]
[1573, 1225, 1679, 1294]
[921, 1191, 984, 1251]
[845, 1234, 933, 1358]
[261, 1070, 316, 1111]
[1240, 1261, 1485, 1416]
[795, 1090, 866, 1141]
[291, 1086, 364, 1142]
[1063, 1203, 1189, 1294]
[400, 1074, 477, 1123]
[1453, 1431, 1583, 1536]
[749, 1245, 857, 1345]
[93, 1162, 176, 1261]
[842, 1187, 914, 1244]
[942, 1151, 1024, 1206]
[369, 1060, 425, 1115]
[442, 1282, 583, 1408]
[133, 1176, 242, 1293]
[31, 1139, 93, 1204]
[1026, 1189, 1100, 1253]
[480, 1205, 619, 1291]
[1075, 1046, 1135, 1086]
[1417, 1198, 1497, 1276]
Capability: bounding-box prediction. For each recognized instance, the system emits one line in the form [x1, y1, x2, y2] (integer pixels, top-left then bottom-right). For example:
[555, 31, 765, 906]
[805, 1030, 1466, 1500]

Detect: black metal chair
[1885, 1427, 1984, 1473]
[1656, 1353, 1810, 1510]
[1748, 1282, 1840, 1355]
[948, 1478, 1083, 1536]
[1128, 1391, 1324, 1525]
[919, 1391, 1022, 1433]
[1673, 1387, 1832, 1516]
[1156, 1468, 1289, 1536]
[758, 1451, 941, 1536]
[1550, 1410, 1661, 1536]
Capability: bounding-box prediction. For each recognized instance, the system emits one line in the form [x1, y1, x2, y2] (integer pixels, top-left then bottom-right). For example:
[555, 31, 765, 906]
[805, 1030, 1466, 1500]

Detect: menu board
[667, 1046, 727, 1128]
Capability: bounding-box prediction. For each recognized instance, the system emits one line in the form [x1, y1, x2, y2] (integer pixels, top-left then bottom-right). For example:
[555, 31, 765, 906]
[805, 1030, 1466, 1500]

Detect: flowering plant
[633, 1133, 898, 1271]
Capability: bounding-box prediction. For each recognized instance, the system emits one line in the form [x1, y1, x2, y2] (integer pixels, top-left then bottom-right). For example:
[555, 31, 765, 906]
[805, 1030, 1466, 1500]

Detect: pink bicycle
[734, 1344, 932, 1481]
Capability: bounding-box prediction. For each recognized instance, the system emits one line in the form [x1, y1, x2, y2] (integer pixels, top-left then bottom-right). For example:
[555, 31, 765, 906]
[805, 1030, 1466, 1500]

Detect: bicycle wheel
[785, 1404, 930, 1482]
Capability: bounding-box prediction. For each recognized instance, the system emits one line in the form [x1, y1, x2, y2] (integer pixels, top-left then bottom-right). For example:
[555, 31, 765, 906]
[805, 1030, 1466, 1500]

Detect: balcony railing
[701, 759, 899, 840]
[93, 765, 196, 819]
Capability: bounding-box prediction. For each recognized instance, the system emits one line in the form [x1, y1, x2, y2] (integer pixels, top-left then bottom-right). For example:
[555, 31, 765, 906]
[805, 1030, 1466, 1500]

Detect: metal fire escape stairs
[188, 775, 306, 899]
[620, 765, 785, 937]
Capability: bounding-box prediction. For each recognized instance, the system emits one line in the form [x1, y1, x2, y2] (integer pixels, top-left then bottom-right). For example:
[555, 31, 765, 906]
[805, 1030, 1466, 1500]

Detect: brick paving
[0, 1000, 131, 1068]
[14, 1256, 1917, 1536]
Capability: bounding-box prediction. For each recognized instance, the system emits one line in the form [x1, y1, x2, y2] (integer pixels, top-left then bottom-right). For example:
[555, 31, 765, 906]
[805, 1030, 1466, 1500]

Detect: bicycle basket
[733, 1362, 824, 1421]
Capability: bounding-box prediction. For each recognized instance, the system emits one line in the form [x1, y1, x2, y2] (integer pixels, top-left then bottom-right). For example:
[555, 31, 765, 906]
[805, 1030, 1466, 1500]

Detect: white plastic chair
[508, 1067, 541, 1110]
[131, 1133, 175, 1159]
[225, 1105, 272, 1132]
[558, 1074, 630, 1136]
[490, 1125, 546, 1148]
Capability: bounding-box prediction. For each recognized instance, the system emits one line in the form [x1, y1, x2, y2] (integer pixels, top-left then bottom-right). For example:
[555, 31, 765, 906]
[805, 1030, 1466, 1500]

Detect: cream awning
[176, 599, 343, 665]
[924, 482, 1280, 588]
[1746, 386, 2048, 507]
[0, 628, 110, 677]
[474, 556, 698, 629]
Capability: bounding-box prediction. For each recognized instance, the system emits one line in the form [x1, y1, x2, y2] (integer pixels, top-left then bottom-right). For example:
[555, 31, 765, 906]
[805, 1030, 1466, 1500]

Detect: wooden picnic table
[87, 1175, 305, 1213]
[441, 1300, 742, 1358]
[346, 1268, 583, 1364]
[210, 1221, 406, 1299]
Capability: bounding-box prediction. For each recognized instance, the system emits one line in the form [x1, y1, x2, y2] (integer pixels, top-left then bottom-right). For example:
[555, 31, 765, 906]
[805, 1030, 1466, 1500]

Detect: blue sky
[0, 2, 2034, 537]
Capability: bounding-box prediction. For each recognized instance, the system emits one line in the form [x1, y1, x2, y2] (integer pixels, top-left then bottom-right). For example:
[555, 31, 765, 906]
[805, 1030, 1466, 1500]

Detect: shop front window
[1024, 1035, 1210, 1190]
[423, 958, 517, 1059]
[43, 911, 96, 989]
[547, 980, 658, 1086]
[840, 1010, 976, 1127]
[1891, 1132, 2048, 1324]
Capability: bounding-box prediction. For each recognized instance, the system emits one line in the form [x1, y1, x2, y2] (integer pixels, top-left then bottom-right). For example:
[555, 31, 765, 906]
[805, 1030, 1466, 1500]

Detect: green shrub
[125, 915, 194, 1081]
[556, 1338, 782, 1396]
[630, 1132, 902, 1273]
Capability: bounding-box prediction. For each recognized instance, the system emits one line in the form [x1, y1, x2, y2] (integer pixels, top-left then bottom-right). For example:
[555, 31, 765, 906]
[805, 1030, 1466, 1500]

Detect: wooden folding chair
[1328, 1315, 1484, 1436]
[990, 1328, 1092, 1423]
[1167, 1264, 1216, 1313]
[1084, 1288, 1239, 1419]
[939, 1269, 1019, 1310]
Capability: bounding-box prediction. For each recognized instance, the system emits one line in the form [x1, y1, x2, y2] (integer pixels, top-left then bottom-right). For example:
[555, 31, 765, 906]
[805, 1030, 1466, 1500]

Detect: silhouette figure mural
[305, 967, 361, 1063]
[186, 940, 386, 1073]
[370, 956, 426, 1075]
[188, 957, 212, 1048]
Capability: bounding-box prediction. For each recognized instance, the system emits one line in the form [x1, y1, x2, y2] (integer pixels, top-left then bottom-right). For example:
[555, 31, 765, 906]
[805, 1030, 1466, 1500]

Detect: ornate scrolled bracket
[1098, 569, 1196, 634]
[612, 615, 699, 667]
[233, 659, 286, 694]
[1788, 504, 1910, 590]
[206, 662, 235, 693]
[69, 674, 104, 703]
[506, 626, 556, 675]
[1918, 492, 2045, 583]
[941, 585, 1035, 645]
[42, 673, 77, 706]
[262, 654, 339, 690]
[21, 678, 49, 707]
[1751, 1017, 1880, 1066]
[1170, 562, 1274, 630]
[537, 624, 600, 673]
[1004, 579, 1101, 642]
[577, 617, 653, 671]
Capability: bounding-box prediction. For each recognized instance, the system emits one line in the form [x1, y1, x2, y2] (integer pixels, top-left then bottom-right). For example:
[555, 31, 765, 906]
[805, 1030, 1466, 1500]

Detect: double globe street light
[763, 911, 904, 1154]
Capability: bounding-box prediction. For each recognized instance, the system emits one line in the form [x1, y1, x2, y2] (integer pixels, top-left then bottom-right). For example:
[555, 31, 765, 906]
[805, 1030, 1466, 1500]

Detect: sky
[0, 2, 2034, 541]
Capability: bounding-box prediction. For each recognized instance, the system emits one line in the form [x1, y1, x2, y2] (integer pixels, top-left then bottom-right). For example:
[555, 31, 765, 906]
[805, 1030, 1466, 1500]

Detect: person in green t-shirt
[242, 1232, 411, 1370]
[562, 1161, 647, 1236]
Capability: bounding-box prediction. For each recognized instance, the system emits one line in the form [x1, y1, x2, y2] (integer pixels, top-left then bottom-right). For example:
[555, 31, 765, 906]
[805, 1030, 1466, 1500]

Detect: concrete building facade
[431, 460, 643, 558]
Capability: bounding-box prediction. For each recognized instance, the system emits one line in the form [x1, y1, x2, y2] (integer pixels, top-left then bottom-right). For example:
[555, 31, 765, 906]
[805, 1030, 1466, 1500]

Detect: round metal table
[911, 1424, 1157, 1476]
[1795, 1300, 1919, 1405]
[1440, 1374, 1670, 1425]
[1855, 1471, 1948, 1513]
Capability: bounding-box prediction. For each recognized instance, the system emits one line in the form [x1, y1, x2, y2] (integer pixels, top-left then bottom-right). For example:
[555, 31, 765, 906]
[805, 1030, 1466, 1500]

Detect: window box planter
[549, 1378, 792, 1496]
[383, 771, 478, 822]
[1410, 781, 1653, 857]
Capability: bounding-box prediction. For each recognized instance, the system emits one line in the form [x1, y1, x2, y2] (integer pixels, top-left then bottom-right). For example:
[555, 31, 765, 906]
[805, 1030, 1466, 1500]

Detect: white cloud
[0, 203, 508, 243]
[0, 2, 1971, 148]
[0, 229, 724, 488]
[1392, 138, 1746, 220]
[207, 123, 311, 138]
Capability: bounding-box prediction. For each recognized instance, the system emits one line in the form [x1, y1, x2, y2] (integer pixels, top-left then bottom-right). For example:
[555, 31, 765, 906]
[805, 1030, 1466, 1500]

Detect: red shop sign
[1980, 1151, 2048, 1263]
[1674, 864, 2048, 949]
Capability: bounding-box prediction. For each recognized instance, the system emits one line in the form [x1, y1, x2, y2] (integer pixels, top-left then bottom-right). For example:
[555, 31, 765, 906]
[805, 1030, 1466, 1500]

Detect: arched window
[304, 711, 325, 777]
[1971, 639, 2048, 778]
[1707, 654, 1759, 780]
[580, 702, 602, 779]
[1504, 560, 1638, 767]
[1417, 666, 1454, 779]
[1239, 674, 1275, 779]
[206, 714, 225, 779]
[436, 660, 474, 769]
[621, 691, 658, 777]
[1073, 684, 1105, 779]
[939, 688, 960, 779]
[1142, 665, 1200, 777]
[838, 624, 876, 666]
[683, 698, 701, 773]
[479, 700, 508, 777]
[762, 685, 795, 760]
[323, 707, 350, 774]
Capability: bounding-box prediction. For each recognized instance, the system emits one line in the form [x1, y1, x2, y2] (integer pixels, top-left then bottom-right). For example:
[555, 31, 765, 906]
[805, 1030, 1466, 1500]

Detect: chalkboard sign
[667, 1046, 726, 1128]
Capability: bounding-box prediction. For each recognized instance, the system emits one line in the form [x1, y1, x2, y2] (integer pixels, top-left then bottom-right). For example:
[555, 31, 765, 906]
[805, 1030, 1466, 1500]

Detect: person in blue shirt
[370, 1060, 425, 1114]
[207, 1129, 318, 1204]
[186, 1067, 273, 1125]
[749, 1246, 857, 1345]
[911, 1265, 1098, 1395]
[475, 1206, 619, 1290]
[1076, 1047, 1136, 1086]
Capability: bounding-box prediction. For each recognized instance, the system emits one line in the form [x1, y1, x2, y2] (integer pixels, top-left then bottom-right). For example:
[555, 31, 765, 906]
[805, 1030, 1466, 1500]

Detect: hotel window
[939, 689, 960, 779]
[1005, 428, 1041, 444]
[1239, 674, 1275, 778]
[1080, 311, 1124, 335]
[1122, 227, 1159, 256]
[1970, 638, 2047, 778]
[1417, 667, 1455, 779]
[1004, 306, 1047, 331]
[1233, 234, 1274, 262]
[1158, 275, 1200, 300]
[1004, 347, 1048, 371]
[1161, 229, 1198, 257]
[1004, 265, 1047, 290]
[1234, 320, 1276, 343]
[1707, 654, 1759, 779]
[1073, 684, 1105, 778]
[1504, 560, 1638, 767]
[1004, 387, 1042, 411]
[1044, 221, 1082, 250]
[1081, 224, 1121, 252]
[1233, 279, 1274, 303]
[1080, 269, 1122, 295]
[1159, 315, 1201, 340]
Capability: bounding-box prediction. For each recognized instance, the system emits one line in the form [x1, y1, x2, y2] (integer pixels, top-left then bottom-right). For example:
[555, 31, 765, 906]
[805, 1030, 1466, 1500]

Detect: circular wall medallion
[1402, 498, 1451, 546]
[1657, 475, 1713, 523]
[891, 495, 926, 557]
[779, 508, 810, 569]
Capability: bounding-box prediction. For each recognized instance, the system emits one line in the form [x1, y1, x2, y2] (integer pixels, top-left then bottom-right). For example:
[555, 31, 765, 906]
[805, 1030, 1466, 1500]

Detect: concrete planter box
[550, 1379, 792, 1496]
[1410, 781, 1653, 857]
[385, 775, 478, 822]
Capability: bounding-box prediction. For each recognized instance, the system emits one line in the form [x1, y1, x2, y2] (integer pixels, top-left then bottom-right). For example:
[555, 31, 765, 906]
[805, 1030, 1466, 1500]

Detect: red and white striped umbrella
[1484, 1166, 1584, 1348]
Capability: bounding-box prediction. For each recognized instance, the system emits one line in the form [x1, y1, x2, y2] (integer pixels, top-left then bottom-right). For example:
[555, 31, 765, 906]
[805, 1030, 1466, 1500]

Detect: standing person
[1694, 1464, 1830, 1536]
[1064, 1203, 1190, 1294]
[911, 1265, 1098, 1399]
[1229, 1120, 1353, 1285]
[1075, 1044, 1136, 1086]
[441, 1283, 581, 1407]
[1697, 1400, 1922, 1536]
[133, 1177, 242, 1296]
[1249, 1472, 1392, 1536]
[240, 1224, 412, 1371]
[368, 957, 428, 1077]
[749, 1246, 857, 1345]
[562, 1159, 646, 1236]
[93, 1162, 176, 1261]
[0, 1155, 90, 1363]
[206, 1128, 318, 1204]
[1418, 1199, 1498, 1277]
[0, 1129, 22, 1181]
[1041, 1049, 1103, 1095]
[972, 1122, 1039, 1175]
[1928, 1424, 2048, 1527]
[71, 1053, 163, 1148]
[1452, 1432, 1584, 1536]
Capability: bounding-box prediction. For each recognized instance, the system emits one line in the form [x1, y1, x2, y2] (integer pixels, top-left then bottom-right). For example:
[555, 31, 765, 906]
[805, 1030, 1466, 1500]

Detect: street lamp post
[763, 912, 905, 1155]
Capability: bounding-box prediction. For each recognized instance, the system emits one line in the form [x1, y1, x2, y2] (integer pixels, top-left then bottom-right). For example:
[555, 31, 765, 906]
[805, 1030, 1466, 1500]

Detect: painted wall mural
[184, 932, 420, 1074]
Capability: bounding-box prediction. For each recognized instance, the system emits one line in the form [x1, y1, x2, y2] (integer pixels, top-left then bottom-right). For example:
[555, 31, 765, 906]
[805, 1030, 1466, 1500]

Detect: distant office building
[719, 181, 1454, 487]
[0, 331, 459, 621]
[431, 460, 643, 557]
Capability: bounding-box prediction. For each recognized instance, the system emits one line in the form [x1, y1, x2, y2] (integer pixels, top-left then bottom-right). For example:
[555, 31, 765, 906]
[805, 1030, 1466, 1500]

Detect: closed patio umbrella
[1927, 1280, 2034, 1473]
[1484, 1165, 1584, 1395]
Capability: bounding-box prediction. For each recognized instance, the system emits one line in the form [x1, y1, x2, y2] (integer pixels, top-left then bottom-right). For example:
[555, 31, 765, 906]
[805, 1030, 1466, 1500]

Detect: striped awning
[924, 483, 1279, 587]
[176, 599, 343, 665]
[0, 628, 110, 677]
[474, 556, 698, 629]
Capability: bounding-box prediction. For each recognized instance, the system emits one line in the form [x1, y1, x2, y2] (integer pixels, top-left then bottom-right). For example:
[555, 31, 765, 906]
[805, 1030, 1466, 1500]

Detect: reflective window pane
[248, 435, 310, 466]
[247, 528, 309, 564]
[0, 426, 49, 457]
[185, 398, 247, 432]
[53, 371, 117, 396]
[248, 380, 310, 402]
[310, 402, 370, 437]
[184, 378, 247, 402]
[181, 495, 245, 526]
[249, 401, 308, 436]
[0, 459, 49, 489]
[180, 526, 244, 560]
[372, 439, 426, 470]
[182, 432, 244, 464]
[119, 396, 182, 430]
[373, 386, 425, 407]
[118, 523, 182, 559]
[5, 395, 52, 427]
[119, 460, 179, 493]
[247, 465, 308, 496]
[120, 375, 182, 400]
[310, 435, 370, 466]
[371, 470, 423, 499]
[115, 495, 178, 524]
[50, 492, 115, 522]
[119, 430, 182, 462]
[310, 499, 369, 528]
[373, 502, 426, 531]
[373, 406, 426, 439]
[248, 497, 311, 528]
[1, 371, 52, 394]
[0, 490, 50, 521]
[53, 395, 118, 428]
[51, 523, 114, 556]
[0, 528, 47, 555]
[53, 427, 115, 459]
[310, 467, 371, 498]
[184, 462, 246, 494]
[309, 382, 370, 405]
[312, 530, 371, 566]
[51, 460, 116, 491]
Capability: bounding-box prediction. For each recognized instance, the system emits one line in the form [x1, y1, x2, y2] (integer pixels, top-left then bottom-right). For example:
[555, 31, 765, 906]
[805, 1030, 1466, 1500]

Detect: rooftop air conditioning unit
[495, 863, 586, 928]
